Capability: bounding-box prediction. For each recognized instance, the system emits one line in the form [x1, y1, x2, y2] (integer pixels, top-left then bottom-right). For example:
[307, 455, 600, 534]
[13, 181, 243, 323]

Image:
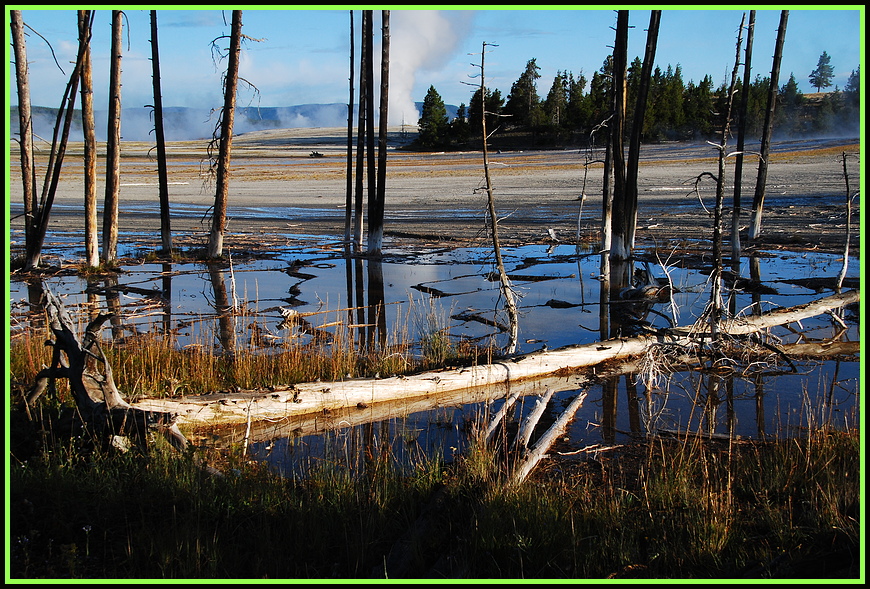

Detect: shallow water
[9, 236, 860, 475]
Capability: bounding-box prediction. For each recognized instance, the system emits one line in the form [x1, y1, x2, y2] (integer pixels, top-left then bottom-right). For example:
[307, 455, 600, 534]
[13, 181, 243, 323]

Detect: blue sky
[7, 7, 864, 127]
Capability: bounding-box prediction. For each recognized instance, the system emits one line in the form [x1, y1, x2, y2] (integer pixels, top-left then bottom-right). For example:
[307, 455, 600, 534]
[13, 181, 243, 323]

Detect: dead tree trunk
[344, 10, 355, 243]
[150, 10, 172, 253]
[704, 12, 746, 337]
[78, 10, 99, 268]
[353, 11, 369, 251]
[368, 9, 390, 256]
[478, 41, 519, 354]
[207, 10, 242, 259]
[10, 10, 36, 256]
[134, 289, 860, 428]
[24, 13, 89, 270]
[749, 10, 788, 240]
[608, 11, 629, 274]
[835, 152, 856, 293]
[364, 10, 377, 254]
[623, 10, 661, 263]
[26, 287, 188, 451]
[731, 10, 755, 268]
[102, 9, 123, 265]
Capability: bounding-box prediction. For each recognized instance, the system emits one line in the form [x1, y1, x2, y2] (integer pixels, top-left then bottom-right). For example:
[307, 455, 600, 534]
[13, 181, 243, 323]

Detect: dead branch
[26, 287, 188, 451]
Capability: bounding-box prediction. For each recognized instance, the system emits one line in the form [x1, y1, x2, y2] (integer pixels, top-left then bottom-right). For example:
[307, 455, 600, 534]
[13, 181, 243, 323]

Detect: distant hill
[10, 102, 458, 143]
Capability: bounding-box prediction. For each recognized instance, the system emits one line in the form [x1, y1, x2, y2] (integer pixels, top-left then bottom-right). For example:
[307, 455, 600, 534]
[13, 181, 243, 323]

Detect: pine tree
[505, 58, 542, 128]
[417, 85, 448, 148]
[808, 51, 834, 92]
[543, 71, 569, 129]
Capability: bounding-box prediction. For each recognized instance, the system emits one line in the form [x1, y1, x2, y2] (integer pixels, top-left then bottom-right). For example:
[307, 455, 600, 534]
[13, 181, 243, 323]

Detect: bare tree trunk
[707, 13, 746, 335]
[78, 10, 99, 268]
[353, 11, 370, 251]
[623, 10, 660, 262]
[24, 13, 88, 270]
[150, 10, 172, 253]
[101, 10, 123, 265]
[344, 10, 355, 243]
[608, 11, 629, 274]
[479, 42, 519, 354]
[599, 138, 613, 338]
[368, 9, 390, 256]
[207, 10, 243, 259]
[731, 10, 755, 268]
[749, 10, 788, 240]
[10, 10, 36, 254]
[835, 152, 855, 293]
[364, 10, 376, 254]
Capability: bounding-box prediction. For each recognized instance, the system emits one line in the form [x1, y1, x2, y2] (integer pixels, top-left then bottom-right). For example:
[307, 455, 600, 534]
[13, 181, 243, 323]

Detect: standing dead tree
[475, 41, 519, 354]
[368, 10, 390, 256]
[102, 9, 123, 265]
[749, 10, 788, 240]
[344, 10, 355, 243]
[78, 10, 99, 268]
[703, 12, 747, 336]
[149, 9, 172, 253]
[730, 10, 755, 268]
[619, 10, 661, 269]
[22, 12, 90, 270]
[608, 10, 629, 278]
[352, 10, 370, 250]
[835, 152, 858, 293]
[10, 10, 36, 258]
[207, 10, 243, 259]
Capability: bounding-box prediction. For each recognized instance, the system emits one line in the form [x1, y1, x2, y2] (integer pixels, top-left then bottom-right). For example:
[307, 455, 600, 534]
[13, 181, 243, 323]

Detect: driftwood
[134, 289, 859, 433]
[26, 287, 188, 451]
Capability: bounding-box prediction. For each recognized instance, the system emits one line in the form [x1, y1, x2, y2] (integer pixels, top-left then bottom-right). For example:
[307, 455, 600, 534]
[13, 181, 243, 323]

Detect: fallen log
[132, 289, 859, 430]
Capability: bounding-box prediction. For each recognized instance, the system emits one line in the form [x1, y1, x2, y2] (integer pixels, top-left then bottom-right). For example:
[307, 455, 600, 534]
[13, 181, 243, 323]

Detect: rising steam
[387, 11, 474, 126]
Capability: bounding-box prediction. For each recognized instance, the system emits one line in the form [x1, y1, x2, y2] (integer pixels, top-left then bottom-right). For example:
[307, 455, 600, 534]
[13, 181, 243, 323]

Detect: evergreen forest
[415, 56, 861, 151]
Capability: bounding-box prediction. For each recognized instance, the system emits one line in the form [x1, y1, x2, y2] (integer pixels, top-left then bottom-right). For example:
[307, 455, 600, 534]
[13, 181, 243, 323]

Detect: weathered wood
[27, 288, 188, 451]
[133, 289, 859, 430]
[510, 388, 589, 485]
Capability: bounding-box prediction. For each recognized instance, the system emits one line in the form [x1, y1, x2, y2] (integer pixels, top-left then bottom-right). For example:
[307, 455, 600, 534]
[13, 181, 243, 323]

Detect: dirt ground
[7, 128, 861, 260]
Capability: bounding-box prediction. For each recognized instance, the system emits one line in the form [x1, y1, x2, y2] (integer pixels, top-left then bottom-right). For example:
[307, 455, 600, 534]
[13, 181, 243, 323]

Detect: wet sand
[7, 129, 860, 258]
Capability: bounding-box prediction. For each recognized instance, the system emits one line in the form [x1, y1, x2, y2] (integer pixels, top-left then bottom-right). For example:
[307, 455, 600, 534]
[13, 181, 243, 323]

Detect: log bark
[133, 290, 859, 429]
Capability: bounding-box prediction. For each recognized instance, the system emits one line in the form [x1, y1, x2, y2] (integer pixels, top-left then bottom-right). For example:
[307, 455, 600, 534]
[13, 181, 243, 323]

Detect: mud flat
[7, 129, 860, 258]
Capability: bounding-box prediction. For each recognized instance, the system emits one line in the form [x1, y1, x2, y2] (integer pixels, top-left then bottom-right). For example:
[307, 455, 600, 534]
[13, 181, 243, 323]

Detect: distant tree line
[415, 54, 860, 150]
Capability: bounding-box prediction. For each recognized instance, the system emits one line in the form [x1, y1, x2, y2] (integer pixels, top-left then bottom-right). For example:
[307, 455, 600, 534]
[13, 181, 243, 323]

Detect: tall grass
[8, 295, 859, 579]
[9, 415, 858, 579]
[8, 297, 490, 403]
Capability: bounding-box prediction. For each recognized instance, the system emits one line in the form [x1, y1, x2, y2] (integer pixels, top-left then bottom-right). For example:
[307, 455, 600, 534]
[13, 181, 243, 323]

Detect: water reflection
[9, 243, 860, 476]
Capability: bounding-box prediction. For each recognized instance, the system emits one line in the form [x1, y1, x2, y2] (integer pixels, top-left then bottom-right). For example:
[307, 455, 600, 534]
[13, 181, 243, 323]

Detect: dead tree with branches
[207, 10, 243, 259]
[475, 41, 519, 354]
[22, 13, 90, 270]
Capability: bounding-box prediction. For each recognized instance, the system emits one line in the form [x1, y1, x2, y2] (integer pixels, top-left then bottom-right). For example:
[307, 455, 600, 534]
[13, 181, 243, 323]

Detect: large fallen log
[133, 289, 859, 431]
